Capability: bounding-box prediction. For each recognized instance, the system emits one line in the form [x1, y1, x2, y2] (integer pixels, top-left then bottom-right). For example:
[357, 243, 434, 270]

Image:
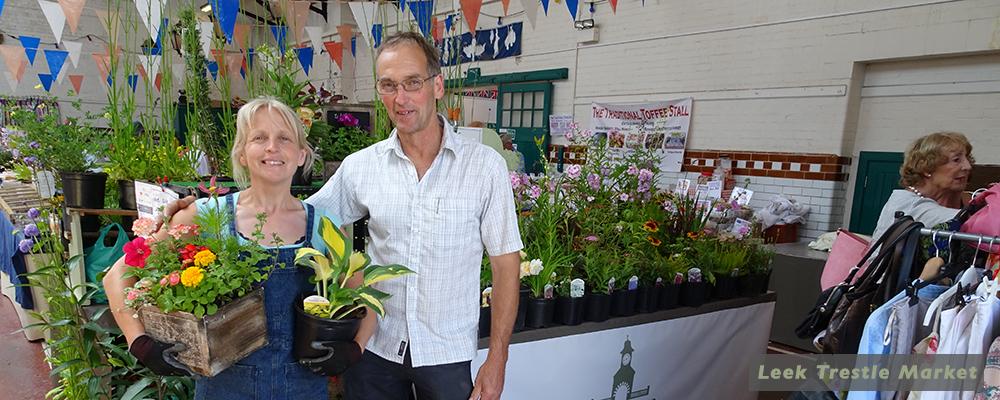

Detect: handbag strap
[90, 223, 126, 251]
[847, 220, 924, 300]
[837, 216, 916, 287]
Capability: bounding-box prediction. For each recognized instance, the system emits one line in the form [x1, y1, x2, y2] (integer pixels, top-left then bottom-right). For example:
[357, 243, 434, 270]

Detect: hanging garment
[975, 336, 1000, 400]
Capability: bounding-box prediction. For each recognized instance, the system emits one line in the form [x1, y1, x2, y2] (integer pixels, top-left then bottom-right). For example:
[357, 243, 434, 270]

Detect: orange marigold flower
[642, 220, 659, 232]
[687, 231, 700, 240]
[647, 236, 662, 246]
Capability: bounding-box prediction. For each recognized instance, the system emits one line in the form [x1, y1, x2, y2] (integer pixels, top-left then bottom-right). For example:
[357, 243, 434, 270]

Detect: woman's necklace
[907, 186, 925, 198]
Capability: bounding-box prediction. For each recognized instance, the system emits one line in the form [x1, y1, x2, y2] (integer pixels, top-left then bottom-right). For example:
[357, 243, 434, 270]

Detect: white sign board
[134, 180, 180, 219]
[549, 114, 574, 137]
[590, 98, 693, 172]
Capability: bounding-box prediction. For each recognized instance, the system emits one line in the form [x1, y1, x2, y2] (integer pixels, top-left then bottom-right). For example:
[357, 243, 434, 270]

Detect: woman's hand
[158, 196, 197, 229]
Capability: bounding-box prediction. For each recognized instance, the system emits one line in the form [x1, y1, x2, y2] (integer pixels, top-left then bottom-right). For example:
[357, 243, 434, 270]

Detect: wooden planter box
[139, 288, 268, 377]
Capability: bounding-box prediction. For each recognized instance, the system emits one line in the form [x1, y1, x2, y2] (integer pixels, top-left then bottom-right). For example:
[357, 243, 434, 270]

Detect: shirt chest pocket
[420, 196, 479, 248]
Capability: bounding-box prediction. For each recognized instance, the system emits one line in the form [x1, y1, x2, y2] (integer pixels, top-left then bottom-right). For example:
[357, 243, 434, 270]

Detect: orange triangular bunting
[154, 73, 161, 91]
[501, 0, 510, 15]
[0, 45, 26, 78]
[337, 24, 353, 42]
[609, 0, 618, 13]
[136, 63, 148, 81]
[69, 74, 83, 92]
[459, 0, 483, 33]
[233, 23, 250, 50]
[323, 41, 343, 70]
[58, 0, 86, 33]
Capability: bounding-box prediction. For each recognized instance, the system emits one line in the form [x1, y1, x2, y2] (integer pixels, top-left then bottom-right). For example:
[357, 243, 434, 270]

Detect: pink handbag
[819, 229, 871, 291]
[961, 183, 1000, 253]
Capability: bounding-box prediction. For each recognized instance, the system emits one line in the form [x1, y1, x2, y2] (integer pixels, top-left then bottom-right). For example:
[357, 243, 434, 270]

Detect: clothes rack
[919, 227, 1000, 246]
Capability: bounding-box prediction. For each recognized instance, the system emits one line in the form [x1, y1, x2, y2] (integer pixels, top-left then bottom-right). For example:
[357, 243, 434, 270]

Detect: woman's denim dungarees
[194, 194, 328, 399]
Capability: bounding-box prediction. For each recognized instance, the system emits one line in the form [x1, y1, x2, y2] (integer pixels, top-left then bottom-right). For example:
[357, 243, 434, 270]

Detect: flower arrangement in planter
[307, 113, 378, 179]
[293, 216, 413, 369]
[122, 186, 275, 376]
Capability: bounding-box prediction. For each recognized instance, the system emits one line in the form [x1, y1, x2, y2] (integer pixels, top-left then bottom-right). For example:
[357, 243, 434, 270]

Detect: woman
[871, 131, 974, 241]
[104, 97, 348, 399]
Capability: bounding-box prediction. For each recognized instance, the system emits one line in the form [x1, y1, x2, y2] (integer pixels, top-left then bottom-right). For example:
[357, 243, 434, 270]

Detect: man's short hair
[377, 31, 442, 77]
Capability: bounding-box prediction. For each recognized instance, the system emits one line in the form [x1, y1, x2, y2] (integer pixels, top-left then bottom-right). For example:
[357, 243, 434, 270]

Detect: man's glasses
[375, 74, 437, 95]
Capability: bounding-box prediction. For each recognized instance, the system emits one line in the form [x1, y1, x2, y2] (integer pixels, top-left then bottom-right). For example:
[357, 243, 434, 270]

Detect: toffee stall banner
[472, 301, 773, 400]
[591, 98, 693, 172]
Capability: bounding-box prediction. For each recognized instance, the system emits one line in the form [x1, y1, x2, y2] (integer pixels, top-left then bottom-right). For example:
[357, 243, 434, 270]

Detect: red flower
[123, 237, 152, 268]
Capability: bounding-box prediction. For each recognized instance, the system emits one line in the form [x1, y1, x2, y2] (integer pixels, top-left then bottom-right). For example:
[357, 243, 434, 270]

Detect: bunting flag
[323, 41, 343, 70]
[199, 21, 215, 58]
[209, 0, 239, 43]
[91, 53, 110, 81]
[138, 54, 161, 84]
[609, 0, 618, 14]
[541, 0, 549, 15]
[126, 74, 138, 92]
[43, 49, 69, 79]
[134, 0, 163, 42]
[0, 45, 26, 77]
[0, 0, 5, 19]
[294, 46, 312, 75]
[459, 0, 481, 34]
[19, 36, 41, 65]
[445, 14, 454, 32]
[95, 9, 120, 40]
[351, 37, 356, 57]
[348, 1, 377, 47]
[38, 0, 66, 43]
[38, 73, 54, 91]
[287, 1, 310, 43]
[372, 24, 383, 48]
[233, 23, 250, 50]
[408, 0, 434, 37]
[207, 61, 218, 80]
[520, 0, 538, 28]
[154, 73, 161, 91]
[432, 17, 443, 42]
[14, 59, 27, 83]
[398, 0, 405, 11]
[68, 74, 83, 93]
[245, 48, 255, 71]
[106, 75, 112, 87]
[58, 0, 85, 33]
[501, 0, 510, 15]
[62, 40, 82, 67]
[305, 26, 324, 52]
[566, 0, 578, 21]
[226, 53, 242, 78]
[270, 25, 288, 55]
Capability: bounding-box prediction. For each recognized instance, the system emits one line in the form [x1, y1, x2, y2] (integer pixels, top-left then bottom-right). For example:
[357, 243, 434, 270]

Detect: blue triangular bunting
[399, 0, 405, 11]
[0, 0, 6, 19]
[351, 37, 356, 58]
[372, 24, 383, 48]
[408, 0, 434, 37]
[106, 74, 113, 87]
[19, 36, 41, 65]
[207, 61, 219, 80]
[246, 48, 255, 70]
[127, 74, 138, 92]
[541, 0, 550, 15]
[239, 66, 246, 80]
[210, 0, 239, 43]
[270, 25, 288, 56]
[445, 15, 453, 32]
[566, 0, 579, 20]
[37, 74, 53, 91]
[43, 49, 69, 80]
[294, 46, 313, 76]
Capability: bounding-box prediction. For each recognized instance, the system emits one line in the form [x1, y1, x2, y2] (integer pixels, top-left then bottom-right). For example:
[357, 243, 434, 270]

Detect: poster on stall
[590, 98, 693, 172]
[549, 114, 574, 137]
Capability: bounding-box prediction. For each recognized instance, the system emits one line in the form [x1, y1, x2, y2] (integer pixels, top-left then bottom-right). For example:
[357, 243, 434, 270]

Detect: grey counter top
[774, 241, 830, 262]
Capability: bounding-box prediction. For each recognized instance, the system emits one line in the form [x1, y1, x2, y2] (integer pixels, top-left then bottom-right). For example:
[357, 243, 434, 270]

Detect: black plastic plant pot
[659, 284, 681, 310]
[611, 289, 638, 317]
[636, 285, 660, 313]
[525, 297, 554, 329]
[739, 270, 772, 296]
[293, 301, 364, 361]
[479, 306, 491, 338]
[585, 293, 611, 322]
[680, 281, 708, 307]
[117, 180, 137, 210]
[513, 288, 529, 332]
[555, 296, 585, 326]
[61, 171, 107, 208]
[713, 275, 739, 300]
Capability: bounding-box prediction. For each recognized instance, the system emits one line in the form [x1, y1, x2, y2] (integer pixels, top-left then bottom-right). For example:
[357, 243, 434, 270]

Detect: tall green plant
[179, 8, 226, 176]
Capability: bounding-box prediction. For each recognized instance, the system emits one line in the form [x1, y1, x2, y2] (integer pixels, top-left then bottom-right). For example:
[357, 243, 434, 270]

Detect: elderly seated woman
[871, 131, 973, 241]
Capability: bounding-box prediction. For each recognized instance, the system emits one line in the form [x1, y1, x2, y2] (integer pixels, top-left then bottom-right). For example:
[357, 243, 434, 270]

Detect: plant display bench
[472, 293, 776, 400]
[64, 208, 138, 303]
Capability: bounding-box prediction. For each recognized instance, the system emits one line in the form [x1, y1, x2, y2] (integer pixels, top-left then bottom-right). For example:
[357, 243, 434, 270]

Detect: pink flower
[168, 271, 181, 286]
[123, 237, 151, 268]
[585, 235, 599, 242]
[627, 165, 638, 176]
[168, 224, 200, 240]
[565, 164, 581, 179]
[619, 193, 630, 202]
[159, 276, 169, 286]
[529, 185, 541, 200]
[510, 172, 522, 189]
[587, 173, 600, 190]
[126, 290, 139, 301]
[198, 176, 231, 196]
[131, 218, 158, 238]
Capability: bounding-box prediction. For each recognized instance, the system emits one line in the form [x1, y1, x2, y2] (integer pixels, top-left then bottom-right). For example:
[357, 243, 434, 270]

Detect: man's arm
[470, 251, 520, 400]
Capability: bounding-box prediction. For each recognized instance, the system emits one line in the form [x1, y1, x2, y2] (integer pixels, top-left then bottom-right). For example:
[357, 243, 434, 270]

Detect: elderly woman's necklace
[906, 186, 925, 198]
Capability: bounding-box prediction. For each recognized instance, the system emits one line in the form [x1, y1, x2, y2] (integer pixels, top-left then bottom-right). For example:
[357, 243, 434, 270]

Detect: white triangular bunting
[199, 21, 214, 58]
[138, 54, 161, 83]
[38, 0, 67, 43]
[171, 63, 184, 85]
[3, 71, 19, 91]
[134, 0, 164, 42]
[63, 40, 82, 67]
[520, 0, 538, 28]
[349, 1, 377, 47]
[305, 26, 324, 52]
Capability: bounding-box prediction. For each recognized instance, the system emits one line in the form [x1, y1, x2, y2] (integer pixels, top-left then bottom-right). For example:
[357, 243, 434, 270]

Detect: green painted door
[849, 151, 904, 235]
[497, 82, 552, 174]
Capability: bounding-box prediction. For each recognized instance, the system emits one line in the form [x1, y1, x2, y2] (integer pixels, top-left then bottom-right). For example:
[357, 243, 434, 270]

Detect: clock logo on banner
[592, 336, 652, 400]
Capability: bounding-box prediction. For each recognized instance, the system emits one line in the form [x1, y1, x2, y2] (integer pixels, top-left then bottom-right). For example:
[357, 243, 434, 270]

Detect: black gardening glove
[129, 335, 193, 376]
[299, 340, 362, 376]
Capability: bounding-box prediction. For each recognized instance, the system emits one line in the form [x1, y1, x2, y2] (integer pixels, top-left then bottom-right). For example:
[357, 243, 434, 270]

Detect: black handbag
[794, 216, 919, 340]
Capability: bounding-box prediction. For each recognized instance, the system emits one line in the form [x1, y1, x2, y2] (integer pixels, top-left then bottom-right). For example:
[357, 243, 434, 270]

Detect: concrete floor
[0, 294, 53, 400]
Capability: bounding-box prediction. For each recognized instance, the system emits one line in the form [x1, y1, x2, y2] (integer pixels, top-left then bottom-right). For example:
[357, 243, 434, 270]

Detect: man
[308, 32, 522, 400]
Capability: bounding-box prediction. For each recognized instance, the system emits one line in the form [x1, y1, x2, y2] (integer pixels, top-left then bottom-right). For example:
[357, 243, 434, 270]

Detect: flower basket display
[123, 183, 276, 377]
[293, 216, 413, 369]
[514, 288, 529, 332]
[479, 306, 492, 338]
[680, 281, 708, 307]
[139, 288, 267, 377]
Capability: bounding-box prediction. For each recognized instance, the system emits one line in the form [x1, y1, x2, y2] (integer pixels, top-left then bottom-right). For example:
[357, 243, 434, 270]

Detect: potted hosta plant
[293, 216, 413, 368]
[122, 185, 273, 376]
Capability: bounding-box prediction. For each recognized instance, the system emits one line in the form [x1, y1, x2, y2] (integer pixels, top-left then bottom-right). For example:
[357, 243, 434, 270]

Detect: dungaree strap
[303, 202, 315, 247]
[225, 194, 238, 237]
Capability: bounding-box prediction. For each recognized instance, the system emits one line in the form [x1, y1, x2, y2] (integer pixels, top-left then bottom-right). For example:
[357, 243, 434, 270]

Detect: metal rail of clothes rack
[919, 227, 1000, 246]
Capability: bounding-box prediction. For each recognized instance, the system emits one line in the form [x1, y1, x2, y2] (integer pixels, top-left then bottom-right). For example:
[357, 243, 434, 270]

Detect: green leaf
[120, 377, 154, 400]
[206, 304, 218, 315]
[319, 217, 347, 260]
[356, 288, 386, 317]
[363, 264, 415, 286]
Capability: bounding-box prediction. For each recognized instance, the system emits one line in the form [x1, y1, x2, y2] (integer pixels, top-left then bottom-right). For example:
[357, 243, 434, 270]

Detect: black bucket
[118, 180, 137, 210]
[585, 293, 611, 322]
[61, 171, 107, 208]
[525, 297, 554, 329]
[293, 301, 364, 361]
[555, 296, 585, 326]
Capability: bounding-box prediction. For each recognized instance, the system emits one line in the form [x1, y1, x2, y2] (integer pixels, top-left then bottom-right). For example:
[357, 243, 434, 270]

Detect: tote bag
[84, 223, 128, 304]
[819, 229, 871, 291]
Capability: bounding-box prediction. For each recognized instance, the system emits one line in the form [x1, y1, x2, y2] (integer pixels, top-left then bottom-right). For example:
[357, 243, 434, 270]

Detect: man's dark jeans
[343, 350, 473, 400]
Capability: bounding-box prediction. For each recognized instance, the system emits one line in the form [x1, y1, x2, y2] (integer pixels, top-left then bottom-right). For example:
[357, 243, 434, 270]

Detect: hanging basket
[139, 288, 268, 377]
